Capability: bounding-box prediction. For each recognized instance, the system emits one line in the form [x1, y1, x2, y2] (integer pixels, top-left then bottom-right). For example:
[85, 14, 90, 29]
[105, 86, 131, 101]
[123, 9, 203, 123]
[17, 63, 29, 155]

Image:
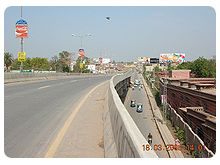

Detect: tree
[59, 51, 71, 72]
[50, 55, 60, 71]
[153, 65, 161, 73]
[176, 61, 192, 70]
[23, 58, 32, 70]
[31, 57, 50, 71]
[4, 52, 14, 72]
[11, 58, 21, 70]
[167, 63, 176, 71]
[176, 57, 216, 78]
[190, 57, 216, 78]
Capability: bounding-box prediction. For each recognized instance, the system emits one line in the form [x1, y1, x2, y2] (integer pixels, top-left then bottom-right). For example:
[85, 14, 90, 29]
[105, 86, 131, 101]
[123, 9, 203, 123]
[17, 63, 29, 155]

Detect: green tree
[190, 57, 216, 78]
[23, 58, 32, 70]
[153, 65, 161, 73]
[72, 57, 91, 73]
[73, 58, 81, 73]
[11, 58, 21, 70]
[59, 51, 71, 72]
[50, 55, 60, 71]
[4, 52, 14, 72]
[176, 61, 192, 70]
[31, 58, 50, 71]
[167, 63, 176, 71]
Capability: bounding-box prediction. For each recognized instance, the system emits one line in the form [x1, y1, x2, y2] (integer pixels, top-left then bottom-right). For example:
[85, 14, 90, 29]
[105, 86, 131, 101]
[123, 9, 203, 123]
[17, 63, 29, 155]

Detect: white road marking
[38, 85, 50, 90]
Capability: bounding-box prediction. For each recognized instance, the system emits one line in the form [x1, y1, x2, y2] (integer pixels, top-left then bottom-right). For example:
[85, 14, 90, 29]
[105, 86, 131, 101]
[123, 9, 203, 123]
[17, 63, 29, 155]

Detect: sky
[4, 6, 216, 62]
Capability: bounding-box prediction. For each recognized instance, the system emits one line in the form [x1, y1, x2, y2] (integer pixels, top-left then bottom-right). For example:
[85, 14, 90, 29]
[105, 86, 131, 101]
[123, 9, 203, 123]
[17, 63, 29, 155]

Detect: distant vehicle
[136, 103, 143, 113]
[130, 100, 136, 107]
[147, 133, 153, 145]
[139, 86, 141, 90]
[134, 79, 140, 86]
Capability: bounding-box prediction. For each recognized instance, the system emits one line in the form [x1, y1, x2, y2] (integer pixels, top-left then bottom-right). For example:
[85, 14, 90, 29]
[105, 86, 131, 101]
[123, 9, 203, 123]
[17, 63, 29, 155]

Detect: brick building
[160, 78, 216, 115]
[178, 107, 216, 153]
[169, 70, 191, 79]
[159, 77, 216, 153]
[156, 70, 191, 79]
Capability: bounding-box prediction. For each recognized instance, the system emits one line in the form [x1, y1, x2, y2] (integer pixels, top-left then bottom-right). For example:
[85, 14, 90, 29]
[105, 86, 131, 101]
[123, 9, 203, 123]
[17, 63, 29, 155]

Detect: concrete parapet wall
[4, 72, 111, 84]
[105, 74, 158, 158]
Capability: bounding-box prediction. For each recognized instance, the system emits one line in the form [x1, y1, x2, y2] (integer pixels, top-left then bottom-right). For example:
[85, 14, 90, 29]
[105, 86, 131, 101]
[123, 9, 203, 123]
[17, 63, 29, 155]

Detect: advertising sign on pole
[80, 63, 84, 69]
[15, 19, 28, 38]
[18, 52, 26, 62]
[78, 49, 85, 59]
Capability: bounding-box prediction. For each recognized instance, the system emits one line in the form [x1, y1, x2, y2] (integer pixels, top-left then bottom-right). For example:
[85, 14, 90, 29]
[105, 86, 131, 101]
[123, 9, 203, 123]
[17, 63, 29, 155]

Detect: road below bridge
[124, 72, 170, 158]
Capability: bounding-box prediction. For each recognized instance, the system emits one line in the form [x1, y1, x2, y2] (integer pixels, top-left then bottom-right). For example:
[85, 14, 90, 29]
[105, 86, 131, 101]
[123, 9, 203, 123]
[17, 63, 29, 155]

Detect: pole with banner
[15, 6, 28, 71]
[78, 49, 85, 73]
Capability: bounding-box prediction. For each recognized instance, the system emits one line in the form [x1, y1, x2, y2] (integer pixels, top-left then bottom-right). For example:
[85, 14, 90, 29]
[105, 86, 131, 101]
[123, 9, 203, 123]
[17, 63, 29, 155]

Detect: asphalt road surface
[4, 75, 112, 158]
[124, 72, 170, 158]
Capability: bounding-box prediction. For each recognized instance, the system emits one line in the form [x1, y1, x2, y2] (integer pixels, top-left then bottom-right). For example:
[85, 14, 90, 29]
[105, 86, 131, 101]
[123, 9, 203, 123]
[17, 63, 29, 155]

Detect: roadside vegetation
[167, 57, 216, 78]
[4, 51, 90, 73]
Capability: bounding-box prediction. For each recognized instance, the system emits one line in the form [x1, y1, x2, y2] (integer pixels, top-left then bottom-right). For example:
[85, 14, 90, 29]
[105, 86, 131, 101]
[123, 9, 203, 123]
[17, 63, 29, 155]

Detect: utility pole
[163, 78, 167, 124]
[163, 63, 168, 124]
[20, 6, 24, 71]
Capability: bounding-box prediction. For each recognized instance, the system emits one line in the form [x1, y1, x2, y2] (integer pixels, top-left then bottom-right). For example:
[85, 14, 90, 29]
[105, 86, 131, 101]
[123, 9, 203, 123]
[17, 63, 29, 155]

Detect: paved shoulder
[51, 81, 109, 158]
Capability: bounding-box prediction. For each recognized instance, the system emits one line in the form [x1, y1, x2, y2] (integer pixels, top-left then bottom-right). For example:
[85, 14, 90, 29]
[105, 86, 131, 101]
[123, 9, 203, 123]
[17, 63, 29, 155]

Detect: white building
[87, 64, 96, 73]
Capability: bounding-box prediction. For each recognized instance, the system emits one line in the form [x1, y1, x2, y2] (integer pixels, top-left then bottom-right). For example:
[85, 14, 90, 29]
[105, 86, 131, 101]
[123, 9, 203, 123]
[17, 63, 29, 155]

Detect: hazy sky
[4, 6, 216, 62]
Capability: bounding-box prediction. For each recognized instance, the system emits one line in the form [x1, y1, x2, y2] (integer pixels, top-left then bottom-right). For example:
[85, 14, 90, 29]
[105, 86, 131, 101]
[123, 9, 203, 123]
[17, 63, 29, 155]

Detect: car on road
[136, 103, 143, 113]
[134, 79, 140, 86]
[130, 100, 136, 107]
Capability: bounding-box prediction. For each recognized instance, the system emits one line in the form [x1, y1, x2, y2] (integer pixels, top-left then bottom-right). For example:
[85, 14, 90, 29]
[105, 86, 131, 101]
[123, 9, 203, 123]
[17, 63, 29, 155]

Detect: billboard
[160, 53, 186, 64]
[150, 58, 159, 64]
[78, 49, 85, 58]
[15, 19, 28, 38]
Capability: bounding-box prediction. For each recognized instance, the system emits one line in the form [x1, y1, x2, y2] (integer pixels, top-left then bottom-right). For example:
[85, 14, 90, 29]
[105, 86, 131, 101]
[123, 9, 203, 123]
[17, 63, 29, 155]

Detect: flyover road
[124, 72, 170, 158]
[4, 75, 112, 158]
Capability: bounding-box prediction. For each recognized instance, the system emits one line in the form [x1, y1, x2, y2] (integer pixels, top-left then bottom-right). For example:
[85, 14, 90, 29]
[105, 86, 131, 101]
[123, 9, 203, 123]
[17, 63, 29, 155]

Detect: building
[87, 64, 96, 73]
[169, 70, 191, 79]
[137, 57, 149, 64]
[156, 70, 191, 79]
[160, 77, 216, 153]
[178, 107, 216, 153]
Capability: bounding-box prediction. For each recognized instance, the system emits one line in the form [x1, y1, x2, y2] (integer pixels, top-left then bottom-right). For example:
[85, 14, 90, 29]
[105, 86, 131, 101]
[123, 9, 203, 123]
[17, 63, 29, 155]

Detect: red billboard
[15, 25, 28, 38]
[15, 19, 28, 38]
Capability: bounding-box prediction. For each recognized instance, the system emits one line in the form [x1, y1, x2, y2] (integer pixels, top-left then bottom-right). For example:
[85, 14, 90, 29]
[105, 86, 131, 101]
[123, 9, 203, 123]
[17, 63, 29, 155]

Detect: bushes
[155, 91, 161, 106]
[175, 126, 186, 145]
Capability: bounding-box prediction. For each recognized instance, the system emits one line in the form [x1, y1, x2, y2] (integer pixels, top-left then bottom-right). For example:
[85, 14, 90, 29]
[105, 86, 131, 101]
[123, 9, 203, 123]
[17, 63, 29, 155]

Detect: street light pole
[71, 34, 91, 48]
[71, 34, 92, 73]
